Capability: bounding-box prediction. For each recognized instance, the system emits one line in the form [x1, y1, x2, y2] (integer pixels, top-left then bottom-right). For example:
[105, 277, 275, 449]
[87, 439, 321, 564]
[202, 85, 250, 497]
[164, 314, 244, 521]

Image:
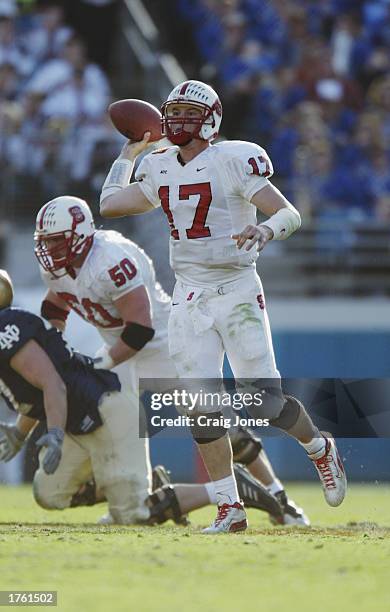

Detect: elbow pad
[41, 300, 69, 323]
[260, 205, 301, 240]
[120, 322, 155, 351]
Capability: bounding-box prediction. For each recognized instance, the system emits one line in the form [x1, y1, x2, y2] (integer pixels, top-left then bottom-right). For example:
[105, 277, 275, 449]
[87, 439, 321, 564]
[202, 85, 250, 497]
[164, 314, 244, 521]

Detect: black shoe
[234, 464, 284, 523]
[151, 465, 189, 526]
[271, 490, 310, 526]
[152, 465, 172, 491]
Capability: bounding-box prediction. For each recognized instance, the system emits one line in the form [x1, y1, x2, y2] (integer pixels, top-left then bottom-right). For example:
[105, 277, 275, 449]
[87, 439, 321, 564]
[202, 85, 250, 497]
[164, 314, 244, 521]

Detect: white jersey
[135, 140, 274, 287]
[41, 230, 170, 351]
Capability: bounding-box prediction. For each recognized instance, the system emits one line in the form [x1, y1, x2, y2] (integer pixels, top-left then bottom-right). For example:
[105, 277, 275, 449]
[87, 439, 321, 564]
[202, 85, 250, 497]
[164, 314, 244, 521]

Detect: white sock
[300, 435, 326, 457]
[267, 479, 284, 496]
[213, 474, 240, 505]
[204, 481, 218, 504]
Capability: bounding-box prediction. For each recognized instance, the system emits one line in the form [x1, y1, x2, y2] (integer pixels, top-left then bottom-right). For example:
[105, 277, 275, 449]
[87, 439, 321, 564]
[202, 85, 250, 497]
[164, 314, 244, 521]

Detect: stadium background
[0, 0, 389, 486]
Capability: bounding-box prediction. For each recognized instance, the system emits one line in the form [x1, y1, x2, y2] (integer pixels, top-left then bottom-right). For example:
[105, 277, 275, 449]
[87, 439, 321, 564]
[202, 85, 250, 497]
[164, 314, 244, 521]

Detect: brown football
[108, 99, 163, 142]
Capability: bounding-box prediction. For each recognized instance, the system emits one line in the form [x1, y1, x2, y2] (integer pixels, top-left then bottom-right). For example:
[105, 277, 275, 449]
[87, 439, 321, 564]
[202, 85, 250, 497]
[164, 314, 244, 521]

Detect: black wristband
[120, 322, 155, 351]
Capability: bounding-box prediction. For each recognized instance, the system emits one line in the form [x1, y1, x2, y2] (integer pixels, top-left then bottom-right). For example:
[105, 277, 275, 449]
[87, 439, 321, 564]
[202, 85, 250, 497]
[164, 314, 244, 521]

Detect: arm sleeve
[134, 155, 161, 208]
[225, 143, 274, 202]
[0, 311, 45, 364]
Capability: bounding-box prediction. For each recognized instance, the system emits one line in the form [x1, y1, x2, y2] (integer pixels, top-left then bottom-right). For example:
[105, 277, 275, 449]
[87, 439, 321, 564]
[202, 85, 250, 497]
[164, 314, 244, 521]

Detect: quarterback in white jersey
[99, 80, 347, 533]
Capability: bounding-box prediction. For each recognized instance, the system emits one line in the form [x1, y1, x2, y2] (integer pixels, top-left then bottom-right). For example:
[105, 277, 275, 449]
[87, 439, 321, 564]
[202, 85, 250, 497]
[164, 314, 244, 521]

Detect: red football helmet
[161, 80, 222, 146]
[34, 196, 95, 278]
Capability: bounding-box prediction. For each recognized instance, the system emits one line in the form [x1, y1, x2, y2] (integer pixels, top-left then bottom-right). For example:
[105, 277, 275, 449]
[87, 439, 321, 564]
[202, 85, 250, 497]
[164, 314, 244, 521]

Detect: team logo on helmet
[69, 206, 85, 224]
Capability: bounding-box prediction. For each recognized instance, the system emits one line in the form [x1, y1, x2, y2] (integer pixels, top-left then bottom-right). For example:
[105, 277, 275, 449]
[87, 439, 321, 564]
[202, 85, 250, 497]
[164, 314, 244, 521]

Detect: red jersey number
[159, 182, 212, 240]
[108, 258, 137, 288]
[248, 156, 272, 178]
[57, 292, 123, 328]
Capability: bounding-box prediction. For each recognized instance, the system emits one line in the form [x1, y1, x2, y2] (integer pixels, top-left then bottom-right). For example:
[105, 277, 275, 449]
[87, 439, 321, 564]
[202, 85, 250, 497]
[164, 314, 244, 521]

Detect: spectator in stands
[0, 1, 34, 77]
[25, 34, 110, 122]
[25, 1, 73, 65]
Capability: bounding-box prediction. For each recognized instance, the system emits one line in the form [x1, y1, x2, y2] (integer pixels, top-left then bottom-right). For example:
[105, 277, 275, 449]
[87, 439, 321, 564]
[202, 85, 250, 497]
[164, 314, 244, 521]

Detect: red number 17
[158, 182, 212, 240]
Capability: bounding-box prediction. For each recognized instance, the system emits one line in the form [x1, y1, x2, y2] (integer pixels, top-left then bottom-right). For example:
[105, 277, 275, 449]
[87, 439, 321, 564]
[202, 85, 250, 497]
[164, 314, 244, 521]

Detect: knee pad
[190, 411, 227, 444]
[269, 394, 302, 430]
[230, 426, 263, 465]
[70, 480, 99, 507]
[147, 485, 189, 526]
[245, 385, 285, 421]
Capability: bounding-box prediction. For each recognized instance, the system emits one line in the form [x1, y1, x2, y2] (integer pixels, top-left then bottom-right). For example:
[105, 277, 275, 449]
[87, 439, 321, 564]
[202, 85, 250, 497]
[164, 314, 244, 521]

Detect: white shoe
[98, 512, 114, 525]
[309, 433, 347, 507]
[202, 502, 248, 534]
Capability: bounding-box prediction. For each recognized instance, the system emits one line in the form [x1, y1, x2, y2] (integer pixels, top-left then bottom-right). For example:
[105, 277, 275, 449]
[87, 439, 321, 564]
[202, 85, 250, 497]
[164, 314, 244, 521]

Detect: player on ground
[34, 196, 309, 526]
[99, 80, 347, 533]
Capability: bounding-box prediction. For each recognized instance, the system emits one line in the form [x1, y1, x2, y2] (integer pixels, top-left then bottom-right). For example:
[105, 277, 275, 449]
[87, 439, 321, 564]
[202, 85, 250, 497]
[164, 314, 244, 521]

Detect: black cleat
[152, 465, 172, 491]
[270, 490, 310, 526]
[234, 464, 284, 523]
[151, 465, 189, 525]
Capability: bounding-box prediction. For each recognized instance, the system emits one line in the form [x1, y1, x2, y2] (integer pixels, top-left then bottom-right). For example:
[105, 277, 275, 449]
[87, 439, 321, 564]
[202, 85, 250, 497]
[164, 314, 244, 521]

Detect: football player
[99, 79, 347, 533]
[34, 196, 309, 527]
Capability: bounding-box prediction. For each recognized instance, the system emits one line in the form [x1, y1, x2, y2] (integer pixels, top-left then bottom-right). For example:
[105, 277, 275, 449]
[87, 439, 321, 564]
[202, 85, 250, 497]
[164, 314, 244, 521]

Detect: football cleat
[270, 490, 310, 526]
[309, 432, 347, 507]
[234, 464, 284, 523]
[202, 502, 247, 534]
[151, 465, 189, 525]
[152, 464, 172, 491]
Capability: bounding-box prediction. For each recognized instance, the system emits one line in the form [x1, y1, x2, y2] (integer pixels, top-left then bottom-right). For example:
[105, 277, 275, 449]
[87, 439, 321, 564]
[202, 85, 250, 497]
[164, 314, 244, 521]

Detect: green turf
[0, 484, 389, 612]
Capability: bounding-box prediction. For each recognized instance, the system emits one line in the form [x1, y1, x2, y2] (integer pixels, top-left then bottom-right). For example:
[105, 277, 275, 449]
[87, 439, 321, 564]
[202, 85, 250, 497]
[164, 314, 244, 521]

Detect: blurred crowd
[0, 0, 120, 216]
[176, 0, 390, 222]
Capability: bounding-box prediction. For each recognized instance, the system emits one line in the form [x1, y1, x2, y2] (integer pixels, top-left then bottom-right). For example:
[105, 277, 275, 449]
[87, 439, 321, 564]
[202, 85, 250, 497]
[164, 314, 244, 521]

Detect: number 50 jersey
[135, 140, 274, 287]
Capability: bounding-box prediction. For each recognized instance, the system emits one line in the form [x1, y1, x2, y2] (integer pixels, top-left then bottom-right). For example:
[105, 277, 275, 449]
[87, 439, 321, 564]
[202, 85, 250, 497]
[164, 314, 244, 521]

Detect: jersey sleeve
[223, 142, 274, 202]
[134, 154, 161, 209]
[0, 310, 45, 364]
[95, 243, 145, 302]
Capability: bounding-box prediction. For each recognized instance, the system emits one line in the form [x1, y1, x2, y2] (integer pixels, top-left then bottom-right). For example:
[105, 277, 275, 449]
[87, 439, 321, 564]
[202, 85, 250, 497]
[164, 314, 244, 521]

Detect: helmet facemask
[35, 231, 91, 278]
[161, 101, 216, 145]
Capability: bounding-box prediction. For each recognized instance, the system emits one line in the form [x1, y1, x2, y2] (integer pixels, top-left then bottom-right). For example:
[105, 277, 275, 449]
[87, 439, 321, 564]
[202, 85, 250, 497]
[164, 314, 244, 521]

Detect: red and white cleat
[202, 502, 248, 534]
[309, 433, 347, 507]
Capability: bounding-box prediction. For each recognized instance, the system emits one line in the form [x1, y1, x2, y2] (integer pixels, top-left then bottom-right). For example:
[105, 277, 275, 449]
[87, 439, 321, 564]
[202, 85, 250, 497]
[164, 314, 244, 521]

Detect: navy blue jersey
[0, 308, 121, 435]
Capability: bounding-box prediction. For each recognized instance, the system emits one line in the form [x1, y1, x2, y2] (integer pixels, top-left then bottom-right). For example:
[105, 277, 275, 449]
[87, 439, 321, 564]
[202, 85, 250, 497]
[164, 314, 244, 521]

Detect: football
[108, 99, 163, 142]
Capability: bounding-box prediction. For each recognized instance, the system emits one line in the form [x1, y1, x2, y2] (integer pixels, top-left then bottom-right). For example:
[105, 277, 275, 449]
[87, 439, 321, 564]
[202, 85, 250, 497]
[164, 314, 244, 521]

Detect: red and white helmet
[161, 80, 222, 146]
[34, 196, 95, 278]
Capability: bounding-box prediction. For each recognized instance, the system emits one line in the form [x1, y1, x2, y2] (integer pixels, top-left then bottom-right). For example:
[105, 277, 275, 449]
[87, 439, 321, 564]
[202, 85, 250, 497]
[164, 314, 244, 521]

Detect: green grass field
[0, 483, 389, 612]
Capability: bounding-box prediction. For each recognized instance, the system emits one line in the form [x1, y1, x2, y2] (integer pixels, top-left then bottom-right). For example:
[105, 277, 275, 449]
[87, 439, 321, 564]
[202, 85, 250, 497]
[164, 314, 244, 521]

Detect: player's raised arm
[99, 132, 156, 218]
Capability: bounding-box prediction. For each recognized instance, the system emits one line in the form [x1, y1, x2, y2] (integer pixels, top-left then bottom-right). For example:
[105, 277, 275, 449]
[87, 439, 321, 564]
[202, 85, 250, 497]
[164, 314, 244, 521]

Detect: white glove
[93, 346, 115, 370]
[0, 423, 26, 462]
